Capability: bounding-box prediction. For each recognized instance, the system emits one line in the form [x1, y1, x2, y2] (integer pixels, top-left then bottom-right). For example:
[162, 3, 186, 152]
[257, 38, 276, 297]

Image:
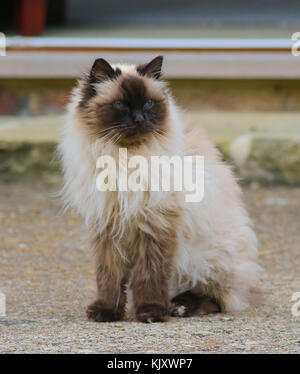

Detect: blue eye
[113, 100, 124, 109]
[143, 99, 154, 110]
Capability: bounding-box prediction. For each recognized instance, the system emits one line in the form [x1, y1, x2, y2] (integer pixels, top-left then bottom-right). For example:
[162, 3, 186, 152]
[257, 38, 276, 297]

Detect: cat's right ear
[79, 59, 121, 107]
[90, 58, 120, 83]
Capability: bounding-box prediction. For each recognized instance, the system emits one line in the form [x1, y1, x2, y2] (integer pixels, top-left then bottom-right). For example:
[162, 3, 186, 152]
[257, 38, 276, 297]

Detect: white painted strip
[6, 37, 294, 50]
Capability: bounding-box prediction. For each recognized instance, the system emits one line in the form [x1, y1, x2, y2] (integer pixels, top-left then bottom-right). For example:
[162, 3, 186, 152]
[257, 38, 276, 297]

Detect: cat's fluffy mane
[59, 63, 184, 228]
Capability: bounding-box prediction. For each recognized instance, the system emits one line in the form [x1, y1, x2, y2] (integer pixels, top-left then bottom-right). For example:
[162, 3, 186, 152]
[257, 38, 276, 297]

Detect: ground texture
[0, 182, 299, 353]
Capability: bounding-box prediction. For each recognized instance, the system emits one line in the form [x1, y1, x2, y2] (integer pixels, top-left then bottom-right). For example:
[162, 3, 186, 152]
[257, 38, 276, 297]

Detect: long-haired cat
[59, 56, 261, 322]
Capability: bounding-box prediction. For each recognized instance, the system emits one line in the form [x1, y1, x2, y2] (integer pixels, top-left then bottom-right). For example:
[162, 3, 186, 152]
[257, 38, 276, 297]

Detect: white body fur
[59, 64, 261, 312]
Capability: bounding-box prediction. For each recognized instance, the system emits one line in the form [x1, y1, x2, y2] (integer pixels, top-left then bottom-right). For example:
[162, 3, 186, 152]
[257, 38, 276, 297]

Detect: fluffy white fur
[59, 64, 261, 312]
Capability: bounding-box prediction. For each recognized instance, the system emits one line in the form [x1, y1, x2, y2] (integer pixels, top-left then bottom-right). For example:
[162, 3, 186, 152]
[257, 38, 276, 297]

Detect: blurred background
[0, 0, 300, 184]
[0, 1, 300, 354]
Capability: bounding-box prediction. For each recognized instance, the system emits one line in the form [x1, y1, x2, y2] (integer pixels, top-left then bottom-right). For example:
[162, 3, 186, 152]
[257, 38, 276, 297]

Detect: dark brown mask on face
[79, 56, 168, 146]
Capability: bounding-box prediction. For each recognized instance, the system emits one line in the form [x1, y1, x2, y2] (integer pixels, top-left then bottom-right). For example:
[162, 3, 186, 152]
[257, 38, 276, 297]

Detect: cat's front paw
[136, 304, 170, 323]
[86, 300, 123, 322]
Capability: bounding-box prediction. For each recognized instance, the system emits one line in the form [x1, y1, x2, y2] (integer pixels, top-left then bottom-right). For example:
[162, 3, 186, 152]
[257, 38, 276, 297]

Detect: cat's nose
[133, 111, 144, 123]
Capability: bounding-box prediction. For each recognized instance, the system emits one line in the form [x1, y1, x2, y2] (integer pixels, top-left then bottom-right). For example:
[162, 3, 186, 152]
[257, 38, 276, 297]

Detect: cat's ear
[79, 59, 120, 107]
[137, 56, 163, 79]
[90, 58, 120, 83]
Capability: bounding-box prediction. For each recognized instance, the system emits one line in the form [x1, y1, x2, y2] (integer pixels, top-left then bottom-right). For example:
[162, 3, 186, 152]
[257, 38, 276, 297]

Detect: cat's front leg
[130, 230, 177, 323]
[86, 233, 127, 322]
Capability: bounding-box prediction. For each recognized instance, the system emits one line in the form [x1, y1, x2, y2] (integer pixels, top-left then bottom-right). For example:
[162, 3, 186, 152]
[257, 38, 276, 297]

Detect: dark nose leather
[133, 112, 144, 123]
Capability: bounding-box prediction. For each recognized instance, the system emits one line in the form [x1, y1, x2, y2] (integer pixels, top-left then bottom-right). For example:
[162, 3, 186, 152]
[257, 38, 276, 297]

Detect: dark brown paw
[136, 304, 170, 323]
[86, 300, 123, 322]
[197, 296, 221, 315]
[171, 291, 221, 317]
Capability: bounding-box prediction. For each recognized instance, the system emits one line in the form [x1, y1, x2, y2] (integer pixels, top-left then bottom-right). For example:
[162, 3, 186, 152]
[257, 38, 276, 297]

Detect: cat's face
[77, 56, 169, 147]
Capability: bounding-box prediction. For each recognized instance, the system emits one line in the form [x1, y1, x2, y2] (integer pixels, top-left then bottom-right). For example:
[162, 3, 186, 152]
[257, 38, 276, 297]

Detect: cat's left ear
[137, 56, 163, 79]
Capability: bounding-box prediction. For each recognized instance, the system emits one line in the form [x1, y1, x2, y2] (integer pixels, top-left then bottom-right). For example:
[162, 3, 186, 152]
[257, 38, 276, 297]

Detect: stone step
[0, 112, 299, 184]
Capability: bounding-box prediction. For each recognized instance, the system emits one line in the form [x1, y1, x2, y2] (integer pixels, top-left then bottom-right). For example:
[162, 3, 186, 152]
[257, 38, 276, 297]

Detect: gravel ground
[0, 181, 299, 354]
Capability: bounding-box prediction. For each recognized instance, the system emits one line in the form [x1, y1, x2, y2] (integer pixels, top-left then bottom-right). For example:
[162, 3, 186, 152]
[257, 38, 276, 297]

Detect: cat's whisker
[152, 129, 167, 141]
[95, 124, 121, 135]
[112, 133, 122, 146]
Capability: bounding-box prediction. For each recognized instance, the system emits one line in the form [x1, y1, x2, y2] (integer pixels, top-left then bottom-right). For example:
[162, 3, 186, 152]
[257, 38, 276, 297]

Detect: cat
[58, 56, 261, 322]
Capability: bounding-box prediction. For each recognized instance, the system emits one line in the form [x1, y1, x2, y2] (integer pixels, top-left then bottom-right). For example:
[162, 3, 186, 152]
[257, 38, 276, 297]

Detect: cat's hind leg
[170, 290, 221, 317]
